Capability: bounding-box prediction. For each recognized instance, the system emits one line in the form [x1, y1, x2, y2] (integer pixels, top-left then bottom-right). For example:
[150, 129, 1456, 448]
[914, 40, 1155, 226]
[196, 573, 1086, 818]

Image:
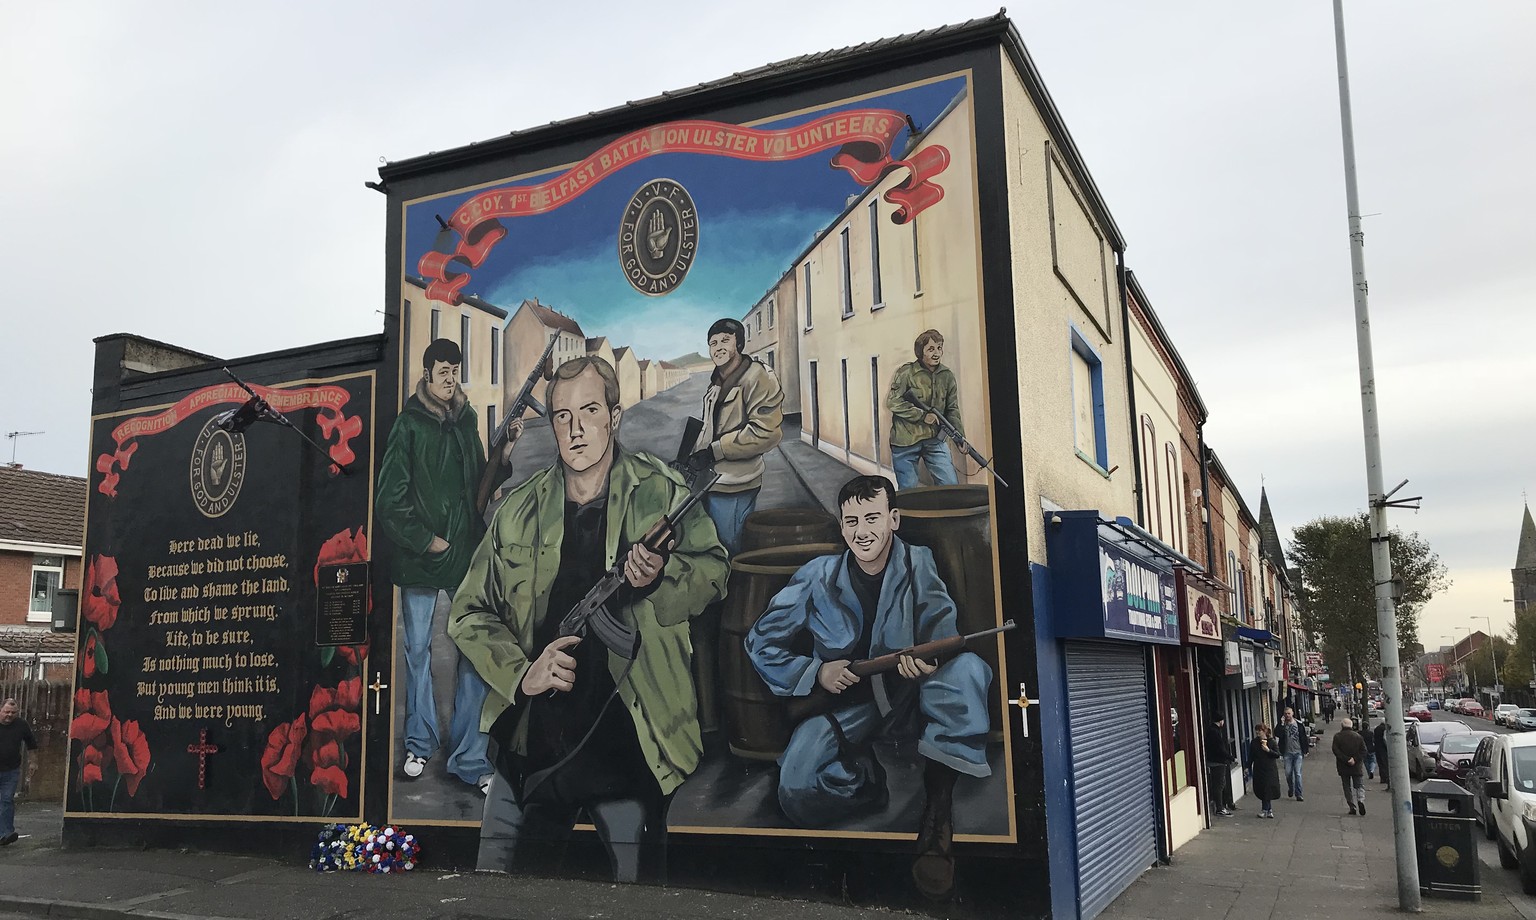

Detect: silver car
[1407, 720, 1474, 781]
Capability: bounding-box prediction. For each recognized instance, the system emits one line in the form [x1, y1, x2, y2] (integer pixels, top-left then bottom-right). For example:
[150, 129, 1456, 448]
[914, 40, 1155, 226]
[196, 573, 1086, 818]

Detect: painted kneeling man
[745, 474, 992, 899]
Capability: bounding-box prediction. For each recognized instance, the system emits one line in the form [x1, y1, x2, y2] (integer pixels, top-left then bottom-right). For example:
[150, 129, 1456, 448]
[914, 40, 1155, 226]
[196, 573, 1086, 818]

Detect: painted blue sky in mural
[404, 76, 966, 361]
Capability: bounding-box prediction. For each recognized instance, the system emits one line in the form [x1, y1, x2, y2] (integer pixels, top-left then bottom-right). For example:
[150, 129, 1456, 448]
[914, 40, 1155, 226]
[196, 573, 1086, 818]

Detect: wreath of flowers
[308, 823, 420, 874]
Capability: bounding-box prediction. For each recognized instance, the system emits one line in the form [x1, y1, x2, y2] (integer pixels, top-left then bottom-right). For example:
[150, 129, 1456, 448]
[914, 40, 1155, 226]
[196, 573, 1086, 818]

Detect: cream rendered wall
[1219, 482, 1245, 619]
[1000, 53, 1135, 564]
[613, 348, 641, 409]
[1129, 315, 1187, 554]
[744, 275, 800, 413]
[796, 89, 986, 480]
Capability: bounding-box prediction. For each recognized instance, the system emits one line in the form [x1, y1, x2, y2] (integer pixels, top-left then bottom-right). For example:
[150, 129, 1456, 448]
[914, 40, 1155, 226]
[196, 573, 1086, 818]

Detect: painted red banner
[419, 109, 951, 304]
[95, 382, 362, 497]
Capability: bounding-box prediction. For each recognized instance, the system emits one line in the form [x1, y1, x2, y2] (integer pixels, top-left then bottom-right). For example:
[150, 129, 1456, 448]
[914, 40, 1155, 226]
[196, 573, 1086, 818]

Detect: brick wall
[0, 550, 82, 626]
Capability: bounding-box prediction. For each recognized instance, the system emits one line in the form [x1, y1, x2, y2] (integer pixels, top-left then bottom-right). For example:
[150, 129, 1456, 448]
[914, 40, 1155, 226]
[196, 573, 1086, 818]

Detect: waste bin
[1413, 778, 1481, 900]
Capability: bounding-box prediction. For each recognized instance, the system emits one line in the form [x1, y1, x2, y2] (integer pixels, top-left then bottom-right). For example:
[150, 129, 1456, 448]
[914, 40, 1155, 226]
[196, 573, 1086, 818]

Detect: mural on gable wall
[381, 72, 1015, 898]
[69, 371, 375, 821]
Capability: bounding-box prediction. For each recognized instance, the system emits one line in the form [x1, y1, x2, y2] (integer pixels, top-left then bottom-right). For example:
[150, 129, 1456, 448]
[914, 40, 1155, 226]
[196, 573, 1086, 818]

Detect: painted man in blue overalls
[745, 475, 992, 900]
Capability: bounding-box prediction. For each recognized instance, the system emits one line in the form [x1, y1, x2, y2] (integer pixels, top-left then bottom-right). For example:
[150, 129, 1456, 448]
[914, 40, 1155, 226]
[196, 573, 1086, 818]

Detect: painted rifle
[488, 333, 559, 454]
[903, 388, 1009, 488]
[786, 620, 1015, 722]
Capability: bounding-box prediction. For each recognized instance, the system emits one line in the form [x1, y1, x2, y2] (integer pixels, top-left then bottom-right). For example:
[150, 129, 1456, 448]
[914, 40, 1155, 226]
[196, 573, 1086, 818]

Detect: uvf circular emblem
[618, 178, 698, 296]
[190, 418, 247, 518]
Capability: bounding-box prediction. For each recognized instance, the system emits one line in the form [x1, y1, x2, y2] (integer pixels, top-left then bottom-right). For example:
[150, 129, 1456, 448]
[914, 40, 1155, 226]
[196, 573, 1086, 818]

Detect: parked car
[1496, 704, 1523, 726]
[1434, 730, 1494, 781]
[1428, 698, 1442, 710]
[1513, 709, 1536, 732]
[1407, 720, 1474, 781]
[1464, 700, 1487, 718]
[1465, 731, 1536, 894]
[1407, 702, 1435, 722]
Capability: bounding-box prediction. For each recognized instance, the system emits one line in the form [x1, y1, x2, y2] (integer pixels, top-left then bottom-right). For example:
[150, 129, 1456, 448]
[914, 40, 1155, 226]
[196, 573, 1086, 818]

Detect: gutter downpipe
[1118, 253, 1143, 527]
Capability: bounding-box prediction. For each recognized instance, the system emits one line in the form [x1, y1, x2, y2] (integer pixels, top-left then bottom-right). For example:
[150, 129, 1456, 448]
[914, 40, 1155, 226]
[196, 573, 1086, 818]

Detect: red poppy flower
[335, 676, 362, 713]
[111, 718, 151, 797]
[309, 738, 349, 798]
[260, 714, 307, 800]
[81, 555, 121, 632]
[79, 741, 114, 787]
[70, 689, 112, 746]
[308, 684, 336, 721]
[311, 709, 360, 741]
[313, 528, 368, 582]
[336, 642, 369, 668]
[82, 633, 97, 679]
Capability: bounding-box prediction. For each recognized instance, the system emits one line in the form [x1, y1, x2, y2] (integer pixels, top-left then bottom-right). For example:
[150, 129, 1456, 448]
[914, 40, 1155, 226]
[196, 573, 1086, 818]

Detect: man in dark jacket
[1332, 718, 1368, 815]
[1373, 719, 1389, 785]
[377, 338, 507, 791]
[1205, 716, 1235, 816]
[0, 698, 38, 845]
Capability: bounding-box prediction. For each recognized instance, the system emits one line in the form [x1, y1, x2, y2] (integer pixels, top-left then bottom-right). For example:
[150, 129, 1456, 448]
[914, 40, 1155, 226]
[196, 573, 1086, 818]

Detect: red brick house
[0, 465, 86, 676]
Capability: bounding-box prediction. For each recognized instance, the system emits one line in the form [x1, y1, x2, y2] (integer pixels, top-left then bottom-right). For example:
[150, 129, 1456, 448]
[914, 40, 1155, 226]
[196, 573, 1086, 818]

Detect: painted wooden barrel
[890, 485, 1003, 730]
[738, 507, 841, 554]
[719, 542, 843, 761]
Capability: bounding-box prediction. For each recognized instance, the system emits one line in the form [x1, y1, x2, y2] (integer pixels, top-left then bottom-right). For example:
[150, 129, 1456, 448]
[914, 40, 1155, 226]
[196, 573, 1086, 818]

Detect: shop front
[1175, 568, 1225, 842]
[1038, 512, 1180, 920]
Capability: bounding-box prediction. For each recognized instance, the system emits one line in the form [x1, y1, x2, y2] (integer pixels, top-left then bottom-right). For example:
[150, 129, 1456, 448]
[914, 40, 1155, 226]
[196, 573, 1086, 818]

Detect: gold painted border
[387, 69, 1022, 845]
[65, 369, 378, 823]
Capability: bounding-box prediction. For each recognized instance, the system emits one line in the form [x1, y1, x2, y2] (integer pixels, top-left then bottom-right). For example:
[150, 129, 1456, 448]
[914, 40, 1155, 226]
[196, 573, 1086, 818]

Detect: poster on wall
[384, 70, 1013, 894]
[69, 372, 375, 821]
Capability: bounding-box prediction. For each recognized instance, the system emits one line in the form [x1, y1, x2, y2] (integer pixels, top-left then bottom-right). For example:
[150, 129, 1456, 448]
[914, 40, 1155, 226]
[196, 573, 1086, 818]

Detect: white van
[1467, 731, 1536, 893]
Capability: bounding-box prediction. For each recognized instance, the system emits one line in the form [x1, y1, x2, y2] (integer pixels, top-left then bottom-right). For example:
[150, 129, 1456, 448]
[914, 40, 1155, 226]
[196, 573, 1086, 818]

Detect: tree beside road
[1287, 513, 1449, 678]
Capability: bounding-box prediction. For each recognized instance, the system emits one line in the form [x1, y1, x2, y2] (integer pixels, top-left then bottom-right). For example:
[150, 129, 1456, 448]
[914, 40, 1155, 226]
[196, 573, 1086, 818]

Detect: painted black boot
[911, 759, 958, 901]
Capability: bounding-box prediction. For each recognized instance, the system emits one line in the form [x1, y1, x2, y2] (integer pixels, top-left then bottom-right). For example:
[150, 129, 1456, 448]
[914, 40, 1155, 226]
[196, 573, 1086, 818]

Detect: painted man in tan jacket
[684, 317, 784, 554]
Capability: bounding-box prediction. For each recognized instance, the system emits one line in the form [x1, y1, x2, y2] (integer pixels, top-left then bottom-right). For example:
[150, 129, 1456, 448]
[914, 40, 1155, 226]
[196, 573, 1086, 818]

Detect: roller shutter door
[1066, 641, 1158, 919]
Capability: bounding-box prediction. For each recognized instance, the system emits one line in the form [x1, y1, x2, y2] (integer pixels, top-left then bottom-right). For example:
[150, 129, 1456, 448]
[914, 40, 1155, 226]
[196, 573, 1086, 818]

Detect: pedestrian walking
[1332, 717, 1368, 815]
[1362, 717, 1378, 779]
[1275, 707, 1310, 801]
[1322, 696, 1336, 724]
[1248, 723, 1281, 818]
[0, 697, 39, 846]
[1372, 719, 1389, 786]
[1205, 715, 1235, 816]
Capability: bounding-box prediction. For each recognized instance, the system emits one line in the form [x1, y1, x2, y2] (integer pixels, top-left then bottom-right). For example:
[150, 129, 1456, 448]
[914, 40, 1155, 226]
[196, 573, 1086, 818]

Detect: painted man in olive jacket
[885, 329, 962, 490]
[449, 356, 728, 883]
[376, 338, 500, 789]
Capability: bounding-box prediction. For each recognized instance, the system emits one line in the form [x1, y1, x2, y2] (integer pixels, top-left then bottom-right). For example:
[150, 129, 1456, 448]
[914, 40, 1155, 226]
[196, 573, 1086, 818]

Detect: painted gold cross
[368, 671, 389, 716]
[1008, 682, 1041, 739]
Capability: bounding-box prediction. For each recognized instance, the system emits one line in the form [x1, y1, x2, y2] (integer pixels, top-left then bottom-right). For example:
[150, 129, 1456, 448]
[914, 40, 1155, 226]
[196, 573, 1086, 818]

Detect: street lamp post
[1473, 616, 1500, 703]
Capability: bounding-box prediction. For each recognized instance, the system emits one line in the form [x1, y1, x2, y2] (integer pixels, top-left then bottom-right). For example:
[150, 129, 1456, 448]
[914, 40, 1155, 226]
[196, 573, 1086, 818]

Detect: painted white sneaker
[403, 752, 427, 778]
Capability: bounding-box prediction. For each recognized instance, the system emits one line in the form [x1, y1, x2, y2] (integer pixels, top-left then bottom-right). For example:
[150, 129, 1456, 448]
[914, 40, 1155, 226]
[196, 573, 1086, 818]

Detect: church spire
[1258, 487, 1285, 572]
[1518, 502, 1536, 571]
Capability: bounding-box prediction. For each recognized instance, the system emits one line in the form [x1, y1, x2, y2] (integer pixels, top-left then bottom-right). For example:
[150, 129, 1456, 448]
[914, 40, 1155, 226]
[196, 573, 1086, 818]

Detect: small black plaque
[316, 563, 369, 646]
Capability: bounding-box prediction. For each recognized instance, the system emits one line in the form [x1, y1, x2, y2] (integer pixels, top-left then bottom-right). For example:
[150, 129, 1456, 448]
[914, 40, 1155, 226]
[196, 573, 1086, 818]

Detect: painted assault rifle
[554, 469, 721, 659]
[785, 620, 1016, 722]
[488, 334, 559, 454]
[903, 389, 1009, 488]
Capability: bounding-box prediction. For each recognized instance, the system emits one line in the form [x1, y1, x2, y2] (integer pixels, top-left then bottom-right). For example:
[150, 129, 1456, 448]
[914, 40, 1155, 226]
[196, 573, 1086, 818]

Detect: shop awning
[1287, 682, 1310, 692]
[1236, 626, 1278, 648]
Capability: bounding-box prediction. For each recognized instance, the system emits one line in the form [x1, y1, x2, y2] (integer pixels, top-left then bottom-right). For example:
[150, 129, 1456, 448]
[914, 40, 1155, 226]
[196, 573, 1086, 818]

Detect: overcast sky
[3, 1, 1530, 647]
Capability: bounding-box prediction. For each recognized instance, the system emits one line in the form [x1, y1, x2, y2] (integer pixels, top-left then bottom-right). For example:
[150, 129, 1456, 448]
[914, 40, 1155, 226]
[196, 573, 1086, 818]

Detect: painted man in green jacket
[885, 329, 961, 490]
[377, 338, 509, 793]
[449, 355, 728, 883]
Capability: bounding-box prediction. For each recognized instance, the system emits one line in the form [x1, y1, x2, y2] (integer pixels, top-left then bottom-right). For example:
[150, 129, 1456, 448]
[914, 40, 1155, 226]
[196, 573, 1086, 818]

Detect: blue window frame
[1069, 324, 1108, 471]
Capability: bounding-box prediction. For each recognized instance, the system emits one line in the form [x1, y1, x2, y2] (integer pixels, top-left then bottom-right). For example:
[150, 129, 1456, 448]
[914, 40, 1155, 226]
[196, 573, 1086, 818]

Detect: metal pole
[1331, 1, 1420, 909]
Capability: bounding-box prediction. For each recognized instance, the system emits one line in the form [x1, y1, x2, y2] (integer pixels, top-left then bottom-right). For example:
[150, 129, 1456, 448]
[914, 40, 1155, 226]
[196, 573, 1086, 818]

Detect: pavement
[9, 719, 1536, 919]
[0, 801, 905, 920]
[1101, 718, 1536, 920]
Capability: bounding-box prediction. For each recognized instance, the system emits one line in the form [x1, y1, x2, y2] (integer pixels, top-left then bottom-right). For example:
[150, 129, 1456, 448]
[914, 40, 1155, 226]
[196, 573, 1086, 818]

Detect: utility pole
[1473, 616, 1500, 702]
[1331, 2, 1420, 909]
